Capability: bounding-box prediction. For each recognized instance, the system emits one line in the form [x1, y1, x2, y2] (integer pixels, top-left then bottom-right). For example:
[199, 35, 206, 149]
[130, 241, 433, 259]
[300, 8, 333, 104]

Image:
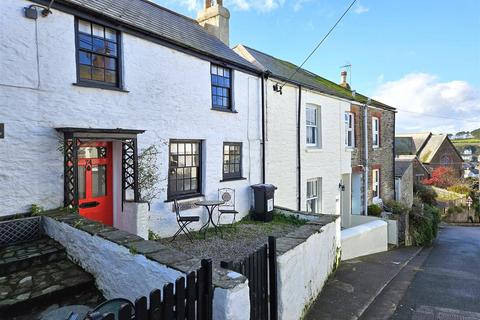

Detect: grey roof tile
[60, 0, 259, 71]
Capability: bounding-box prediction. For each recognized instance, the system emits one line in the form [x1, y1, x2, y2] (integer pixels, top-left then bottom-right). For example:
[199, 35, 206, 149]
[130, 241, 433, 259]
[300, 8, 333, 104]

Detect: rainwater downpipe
[363, 99, 370, 215]
[261, 74, 266, 184]
[297, 85, 302, 211]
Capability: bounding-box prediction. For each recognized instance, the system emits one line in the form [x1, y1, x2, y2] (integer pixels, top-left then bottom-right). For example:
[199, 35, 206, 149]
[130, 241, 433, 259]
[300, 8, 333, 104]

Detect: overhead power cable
[279, 0, 358, 89]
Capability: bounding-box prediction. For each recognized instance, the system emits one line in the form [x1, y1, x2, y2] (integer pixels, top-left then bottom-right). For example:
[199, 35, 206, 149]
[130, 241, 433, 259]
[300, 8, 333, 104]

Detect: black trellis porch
[56, 127, 145, 208]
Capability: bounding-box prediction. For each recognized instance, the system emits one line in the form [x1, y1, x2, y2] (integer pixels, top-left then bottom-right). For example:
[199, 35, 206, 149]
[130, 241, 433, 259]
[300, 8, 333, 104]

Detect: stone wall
[41, 211, 250, 320]
[397, 164, 414, 207]
[349, 104, 396, 213]
[428, 139, 464, 178]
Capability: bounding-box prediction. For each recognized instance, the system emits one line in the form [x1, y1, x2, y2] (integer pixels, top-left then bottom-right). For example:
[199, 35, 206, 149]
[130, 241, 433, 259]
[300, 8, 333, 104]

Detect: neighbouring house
[394, 155, 429, 207]
[462, 148, 474, 162]
[0, 0, 264, 238]
[234, 45, 353, 220]
[396, 133, 464, 178]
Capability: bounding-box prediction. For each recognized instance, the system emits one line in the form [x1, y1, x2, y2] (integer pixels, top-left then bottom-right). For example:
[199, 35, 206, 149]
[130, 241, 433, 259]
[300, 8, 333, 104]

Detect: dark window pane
[105, 42, 117, 56]
[92, 165, 107, 197]
[105, 57, 116, 70]
[79, 65, 91, 80]
[92, 67, 104, 81]
[78, 166, 86, 199]
[79, 51, 91, 65]
[93, 38, 106, 54]
[105, 70, 116, 84]
[79, 34, 92, 50]
[92, 54, 105, 68]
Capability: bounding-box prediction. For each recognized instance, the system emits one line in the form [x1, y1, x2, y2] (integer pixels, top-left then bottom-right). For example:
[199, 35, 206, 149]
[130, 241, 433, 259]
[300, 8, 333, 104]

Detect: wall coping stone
[39, 209, 246, 289]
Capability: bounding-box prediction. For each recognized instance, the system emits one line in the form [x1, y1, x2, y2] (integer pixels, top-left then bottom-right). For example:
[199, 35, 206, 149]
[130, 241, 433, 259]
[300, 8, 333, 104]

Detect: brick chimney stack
[197, 0, 230, 46]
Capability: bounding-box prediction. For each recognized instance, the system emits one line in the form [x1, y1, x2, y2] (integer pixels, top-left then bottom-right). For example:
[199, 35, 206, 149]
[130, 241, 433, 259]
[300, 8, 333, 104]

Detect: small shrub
[148, 229, 161, 241]
[409, 202, 441, 246]
[368, 204, 382, 217]
[447, 207, 456, 215]
[422, 166, 458, 188]
[414, 184, 437, 206]
[30, 204, 44, 216]
[455, 206, 464, 213]
[447, 184, 471, 195]
[385, 200, 410, 216]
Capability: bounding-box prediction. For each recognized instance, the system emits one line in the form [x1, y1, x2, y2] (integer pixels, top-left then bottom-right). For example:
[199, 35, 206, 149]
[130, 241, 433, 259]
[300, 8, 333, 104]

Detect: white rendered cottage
[0, 0, 263, 237]
[235, 45, 353, 219]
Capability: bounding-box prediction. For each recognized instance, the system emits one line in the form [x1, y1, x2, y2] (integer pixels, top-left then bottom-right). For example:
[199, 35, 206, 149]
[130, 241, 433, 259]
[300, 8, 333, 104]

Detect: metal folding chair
[217, 188, 239, 226]
[171, 199, 200, 242]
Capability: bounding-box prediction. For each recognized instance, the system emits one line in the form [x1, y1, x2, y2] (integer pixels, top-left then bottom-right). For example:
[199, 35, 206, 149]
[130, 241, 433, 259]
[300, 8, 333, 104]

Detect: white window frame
[306, 178, 322, 213]
[345, 112, 355, 148]
[372, 169, 380, 199]
[306, 105, 321, 148]
[372, 117, 380, 148]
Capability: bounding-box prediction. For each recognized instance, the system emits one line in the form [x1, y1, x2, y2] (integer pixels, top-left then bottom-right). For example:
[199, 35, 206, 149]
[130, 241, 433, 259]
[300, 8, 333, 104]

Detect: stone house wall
[397, 163, 414, 207]
[349, 104, 395, 213]
[427, 139, 464, 178]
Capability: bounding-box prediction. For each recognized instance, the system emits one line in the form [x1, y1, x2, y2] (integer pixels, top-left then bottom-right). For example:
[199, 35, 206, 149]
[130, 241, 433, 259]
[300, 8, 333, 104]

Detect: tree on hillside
[422, 166, 459, 189]
[472, 128, 480, 139]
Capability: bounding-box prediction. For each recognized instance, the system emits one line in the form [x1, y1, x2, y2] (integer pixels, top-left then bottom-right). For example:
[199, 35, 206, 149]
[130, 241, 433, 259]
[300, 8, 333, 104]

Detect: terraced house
[0, 0, 264, 237]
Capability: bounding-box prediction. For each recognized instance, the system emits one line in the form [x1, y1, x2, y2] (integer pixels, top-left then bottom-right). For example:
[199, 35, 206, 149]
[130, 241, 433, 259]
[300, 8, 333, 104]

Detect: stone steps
[0, 238, 104, 319]
[0, 237, 66, 276]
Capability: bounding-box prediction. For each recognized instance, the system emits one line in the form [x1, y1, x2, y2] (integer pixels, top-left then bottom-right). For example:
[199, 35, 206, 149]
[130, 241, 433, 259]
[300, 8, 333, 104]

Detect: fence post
[268, 236, 278, 320]
[201, 259, 213, 320]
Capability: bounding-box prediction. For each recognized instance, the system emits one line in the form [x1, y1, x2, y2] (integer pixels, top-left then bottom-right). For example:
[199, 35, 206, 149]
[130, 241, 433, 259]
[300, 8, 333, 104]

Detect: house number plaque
[0, 124, 4, 139]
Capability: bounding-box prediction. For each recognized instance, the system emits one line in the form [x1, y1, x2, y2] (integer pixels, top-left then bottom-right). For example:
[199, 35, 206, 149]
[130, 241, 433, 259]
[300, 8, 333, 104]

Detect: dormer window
[211, 64, 232, 110]
[76, 19, 121, 88]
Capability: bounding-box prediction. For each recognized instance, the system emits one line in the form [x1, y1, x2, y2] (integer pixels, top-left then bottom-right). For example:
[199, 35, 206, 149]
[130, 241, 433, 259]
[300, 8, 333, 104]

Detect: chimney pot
[197, 0, 230, 45]
[340, 70, 350, 89]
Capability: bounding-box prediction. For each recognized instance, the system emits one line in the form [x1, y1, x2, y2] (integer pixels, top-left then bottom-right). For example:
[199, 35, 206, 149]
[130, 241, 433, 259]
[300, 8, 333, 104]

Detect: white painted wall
[43, 216, 185, 301]
[276, 218, 341, 320]
[0, 1, 262, 237]
[341, 220, 388, 261]
[349, 214, 399, 245]
[264, 80, 351, 214]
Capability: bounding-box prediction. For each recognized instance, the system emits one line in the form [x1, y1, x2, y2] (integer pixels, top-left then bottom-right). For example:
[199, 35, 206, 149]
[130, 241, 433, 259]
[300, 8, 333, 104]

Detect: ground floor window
[223, 142, 242, 179]
[306, 178, 322, 213]
[168, 140, 201, 199]
[372, 169, 380, 198]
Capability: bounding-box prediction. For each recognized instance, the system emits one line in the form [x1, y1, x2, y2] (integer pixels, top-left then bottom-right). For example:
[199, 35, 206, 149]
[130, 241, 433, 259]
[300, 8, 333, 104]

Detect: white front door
[352, 173, 362, 215]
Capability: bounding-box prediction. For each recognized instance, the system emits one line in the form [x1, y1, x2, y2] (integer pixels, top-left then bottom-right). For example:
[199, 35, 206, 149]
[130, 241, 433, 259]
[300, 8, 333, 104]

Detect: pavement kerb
[356, 246, 424, 319]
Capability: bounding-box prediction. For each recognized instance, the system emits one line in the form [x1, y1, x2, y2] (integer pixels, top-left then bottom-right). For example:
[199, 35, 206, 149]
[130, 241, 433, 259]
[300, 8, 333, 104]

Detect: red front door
[77, 142, 113, 225]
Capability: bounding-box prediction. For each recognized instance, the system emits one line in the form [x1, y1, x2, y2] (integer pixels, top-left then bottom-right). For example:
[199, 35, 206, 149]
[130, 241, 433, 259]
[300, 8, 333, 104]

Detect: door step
[0, 237, 66, 276]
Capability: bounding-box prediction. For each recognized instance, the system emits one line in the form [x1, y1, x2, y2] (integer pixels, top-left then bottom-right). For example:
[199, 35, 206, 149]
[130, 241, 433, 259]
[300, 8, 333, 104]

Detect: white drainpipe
[363, 99, 371, 215]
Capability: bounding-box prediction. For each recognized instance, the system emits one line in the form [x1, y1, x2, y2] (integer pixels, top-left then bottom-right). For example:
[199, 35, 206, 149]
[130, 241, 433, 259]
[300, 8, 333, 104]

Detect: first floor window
[345, 112, 355, 148]
[306, 105, 321, 147]
[211, 64, 232, 109]
[372, 117, 380, 148]
[168, 140, 201, 198]
[306, 178, 321, 213]
[223, 142, 242, 179]
[372, 169, 380, 198]
[77, 19, 120, 86]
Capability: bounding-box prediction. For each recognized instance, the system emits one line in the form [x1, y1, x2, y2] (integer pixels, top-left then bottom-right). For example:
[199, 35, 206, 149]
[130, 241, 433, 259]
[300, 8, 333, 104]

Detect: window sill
[305, 148, 323, 153]
[73, 82, 129, 93]
[345, 147, 355, 152]
[211, 107, 238, 114]
[165, 193, 204, 203]
[220, 177, 247, 182]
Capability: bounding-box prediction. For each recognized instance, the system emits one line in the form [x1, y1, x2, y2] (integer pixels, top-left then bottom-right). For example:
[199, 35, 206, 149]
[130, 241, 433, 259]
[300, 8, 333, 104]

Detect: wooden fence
[221, 236, 277, 320]
[99, 259, 212, 320]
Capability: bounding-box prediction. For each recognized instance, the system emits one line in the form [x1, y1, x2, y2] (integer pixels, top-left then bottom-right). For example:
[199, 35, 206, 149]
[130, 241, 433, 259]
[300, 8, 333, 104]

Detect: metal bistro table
[196, 200, 225, 238]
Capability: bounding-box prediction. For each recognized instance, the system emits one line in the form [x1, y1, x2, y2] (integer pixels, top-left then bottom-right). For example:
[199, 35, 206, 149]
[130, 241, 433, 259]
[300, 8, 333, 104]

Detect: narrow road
[391, 226, 480, 319]
[305, 225, 480, 320]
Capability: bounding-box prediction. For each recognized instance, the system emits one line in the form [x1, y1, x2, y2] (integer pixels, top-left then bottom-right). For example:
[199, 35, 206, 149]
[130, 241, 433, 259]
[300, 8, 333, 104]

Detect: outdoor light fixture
[273, 83, 283, 95]
[338, 182, 345, 191]
[24, 0, 55, 20]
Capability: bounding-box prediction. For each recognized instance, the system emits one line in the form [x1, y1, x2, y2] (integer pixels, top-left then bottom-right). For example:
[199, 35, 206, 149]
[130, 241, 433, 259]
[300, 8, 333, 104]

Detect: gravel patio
[156, 213, 306, 266]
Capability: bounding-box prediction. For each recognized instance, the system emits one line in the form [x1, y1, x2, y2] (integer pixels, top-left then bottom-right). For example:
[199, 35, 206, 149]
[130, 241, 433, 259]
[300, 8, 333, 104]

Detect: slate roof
[418, 134, 449, 163]
[395, 137, 417, 155]
[396, 133, 432, 153]
[234, 45, 396, 111]
[57, 0, 259, 71]
[395, 157, 414, 177]
[396, 133, 462, 164]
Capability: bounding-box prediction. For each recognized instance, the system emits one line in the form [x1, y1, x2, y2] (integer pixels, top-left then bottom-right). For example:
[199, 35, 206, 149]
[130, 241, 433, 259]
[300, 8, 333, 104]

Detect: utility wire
[395, 108, 480, 123]
[280, 0, 358, 89]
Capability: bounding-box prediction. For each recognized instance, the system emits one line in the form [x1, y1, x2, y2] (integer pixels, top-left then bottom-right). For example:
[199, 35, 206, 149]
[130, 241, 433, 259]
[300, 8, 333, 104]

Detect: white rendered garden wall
[341, 219, 388, 261]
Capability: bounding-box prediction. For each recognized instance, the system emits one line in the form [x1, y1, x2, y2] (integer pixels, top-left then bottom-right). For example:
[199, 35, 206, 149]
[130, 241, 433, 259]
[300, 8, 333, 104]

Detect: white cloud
[373, 73, 480, 134]
[293, 0, 312, 12]
[353, 4, 369, 14]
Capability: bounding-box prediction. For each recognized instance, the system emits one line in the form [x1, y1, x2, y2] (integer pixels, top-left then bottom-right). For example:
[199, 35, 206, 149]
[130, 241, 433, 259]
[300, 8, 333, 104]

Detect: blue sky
[154, 0, 480, 133]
